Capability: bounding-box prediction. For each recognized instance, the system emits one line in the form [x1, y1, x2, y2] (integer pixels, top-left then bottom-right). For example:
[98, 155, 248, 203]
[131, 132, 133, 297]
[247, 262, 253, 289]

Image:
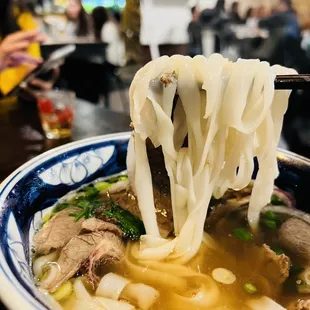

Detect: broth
[32, 176, 310, 310]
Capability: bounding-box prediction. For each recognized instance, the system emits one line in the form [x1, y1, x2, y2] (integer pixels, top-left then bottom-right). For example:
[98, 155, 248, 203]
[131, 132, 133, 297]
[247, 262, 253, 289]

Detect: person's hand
[0, 30, 46, 71]
[28, 78, 54, 91]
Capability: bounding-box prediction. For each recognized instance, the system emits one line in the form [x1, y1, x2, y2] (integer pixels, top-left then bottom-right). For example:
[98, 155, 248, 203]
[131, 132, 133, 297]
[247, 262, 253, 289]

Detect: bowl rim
[0, 132, 132, 310]
[0, 132, 310, 310]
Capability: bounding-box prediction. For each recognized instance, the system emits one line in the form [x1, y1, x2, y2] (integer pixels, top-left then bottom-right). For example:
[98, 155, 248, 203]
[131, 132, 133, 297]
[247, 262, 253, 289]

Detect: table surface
[0, 98, 131, 181]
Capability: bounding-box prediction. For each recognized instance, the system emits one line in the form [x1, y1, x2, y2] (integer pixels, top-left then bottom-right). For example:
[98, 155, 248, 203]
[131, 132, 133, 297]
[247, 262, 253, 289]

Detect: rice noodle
[124, 242, 219, 307]
[128, 54, 296, 263]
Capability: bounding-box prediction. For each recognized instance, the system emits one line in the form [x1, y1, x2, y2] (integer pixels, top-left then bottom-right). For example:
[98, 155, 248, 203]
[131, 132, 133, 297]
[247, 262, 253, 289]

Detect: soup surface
[32, 175, 310, 310]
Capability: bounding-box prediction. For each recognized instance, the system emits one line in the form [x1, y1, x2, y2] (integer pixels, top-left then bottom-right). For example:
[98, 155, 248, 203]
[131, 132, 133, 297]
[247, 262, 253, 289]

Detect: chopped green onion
[270, 194, 284, 205]
[51, 281, 73, 301]
[243, 283, 257, 294]
[263, 210, 278, 220]
[232, 228, 253, 241]
[42, 212, 53, 224]
[261, 219, 277, 230]
[271, 246, 284, 256]
[108, 176, 127, 183]
[94, 182, 111, 191]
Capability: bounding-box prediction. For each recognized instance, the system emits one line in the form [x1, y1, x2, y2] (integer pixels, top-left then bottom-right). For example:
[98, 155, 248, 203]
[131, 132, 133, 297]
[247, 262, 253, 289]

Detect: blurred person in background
[64, 0, 92, 39]
[257, 6, 271, 19]
[242, 7, 264, 39]
[92, 6, 109, 43]
[0, 0, 57, 97]
[140, 0, 191, 65]
[259, 0, 300, 40]
[243, 8, 259, 30]
[188, 6, 202, 57]
[91, 6, 125, 67]
[255, 0, 303, 70]
[229, 2, 242, 24]
[199, 0, 226, 53]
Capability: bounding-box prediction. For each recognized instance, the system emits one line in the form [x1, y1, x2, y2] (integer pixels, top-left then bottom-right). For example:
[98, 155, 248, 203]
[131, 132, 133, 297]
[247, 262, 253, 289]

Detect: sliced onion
[96, 273, 130, 300]
[120, 283, 159, 310]
[94, 297, 135, 310]
[73, 300, 104, 310]
[273, 187, 296, 208]
[33, 251, 58, 279]
[39, 263, 61, 290]
[74, 279, 92, 302]
[262, 206, 310, 225]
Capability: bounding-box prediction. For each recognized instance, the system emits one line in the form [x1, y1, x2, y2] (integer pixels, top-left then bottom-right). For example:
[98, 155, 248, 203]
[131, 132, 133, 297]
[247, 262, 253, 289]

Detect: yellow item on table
[0, 11, 41, 96]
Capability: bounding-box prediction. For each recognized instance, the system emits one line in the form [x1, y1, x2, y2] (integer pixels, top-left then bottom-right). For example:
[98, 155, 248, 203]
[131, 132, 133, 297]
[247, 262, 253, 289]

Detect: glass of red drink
[37, 90, 75, 139]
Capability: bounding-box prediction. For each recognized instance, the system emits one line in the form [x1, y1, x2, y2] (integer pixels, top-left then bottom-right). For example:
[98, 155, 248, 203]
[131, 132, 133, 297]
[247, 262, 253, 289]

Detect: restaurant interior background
[1, 0, 310, 179]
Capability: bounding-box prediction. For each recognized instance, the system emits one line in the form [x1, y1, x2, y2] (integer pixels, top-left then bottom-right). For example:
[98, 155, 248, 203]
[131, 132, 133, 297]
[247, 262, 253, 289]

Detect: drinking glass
[37, 90, 75, 139]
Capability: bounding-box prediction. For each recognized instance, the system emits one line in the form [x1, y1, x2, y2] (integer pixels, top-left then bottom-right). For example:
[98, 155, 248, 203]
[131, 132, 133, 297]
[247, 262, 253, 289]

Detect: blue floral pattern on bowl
[1, 131, 310, 310]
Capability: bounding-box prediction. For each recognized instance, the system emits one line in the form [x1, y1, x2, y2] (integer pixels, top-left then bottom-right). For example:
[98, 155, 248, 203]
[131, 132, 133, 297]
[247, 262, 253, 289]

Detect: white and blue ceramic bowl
[1, 132, 310, 309]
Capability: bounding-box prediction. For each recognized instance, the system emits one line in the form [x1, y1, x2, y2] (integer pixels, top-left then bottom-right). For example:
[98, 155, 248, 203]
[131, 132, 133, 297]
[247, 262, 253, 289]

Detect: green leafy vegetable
[243, 283, 257, 294]
[232, 228, 253, 241]
[271, 194, 284, 205]
[53, 203, 70, 213]
[101, 199, 145, 240]
[69, 199, 103, 222]
[45, 175, 144, 240]
[271, 246, 284, 256]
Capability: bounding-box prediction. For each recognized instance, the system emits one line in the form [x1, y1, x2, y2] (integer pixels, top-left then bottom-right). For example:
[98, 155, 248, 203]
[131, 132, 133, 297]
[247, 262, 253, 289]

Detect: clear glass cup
[37, 90, 75, 139]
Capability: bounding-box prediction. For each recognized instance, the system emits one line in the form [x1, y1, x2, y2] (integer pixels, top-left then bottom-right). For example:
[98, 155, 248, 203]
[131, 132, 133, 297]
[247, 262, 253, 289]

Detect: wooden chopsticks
[275, 74, 310, 90]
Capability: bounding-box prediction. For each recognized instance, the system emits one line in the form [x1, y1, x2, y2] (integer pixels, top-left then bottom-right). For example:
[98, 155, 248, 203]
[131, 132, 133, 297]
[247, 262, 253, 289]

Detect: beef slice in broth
[40, 230, 124, 292]
[258, 244, 291, 286]
[278, 218, 310, 263]
[33, 208, 84, 255]
[81, 218, 124, 237]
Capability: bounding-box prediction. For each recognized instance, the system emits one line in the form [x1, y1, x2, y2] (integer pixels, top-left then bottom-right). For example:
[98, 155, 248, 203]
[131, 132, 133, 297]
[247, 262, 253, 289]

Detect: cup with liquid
[37, 90, 75, 139]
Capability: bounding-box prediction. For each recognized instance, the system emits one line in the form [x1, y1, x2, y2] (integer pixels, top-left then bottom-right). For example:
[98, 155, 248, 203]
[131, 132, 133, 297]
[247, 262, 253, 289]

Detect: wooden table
[0, 98, 131, 181]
